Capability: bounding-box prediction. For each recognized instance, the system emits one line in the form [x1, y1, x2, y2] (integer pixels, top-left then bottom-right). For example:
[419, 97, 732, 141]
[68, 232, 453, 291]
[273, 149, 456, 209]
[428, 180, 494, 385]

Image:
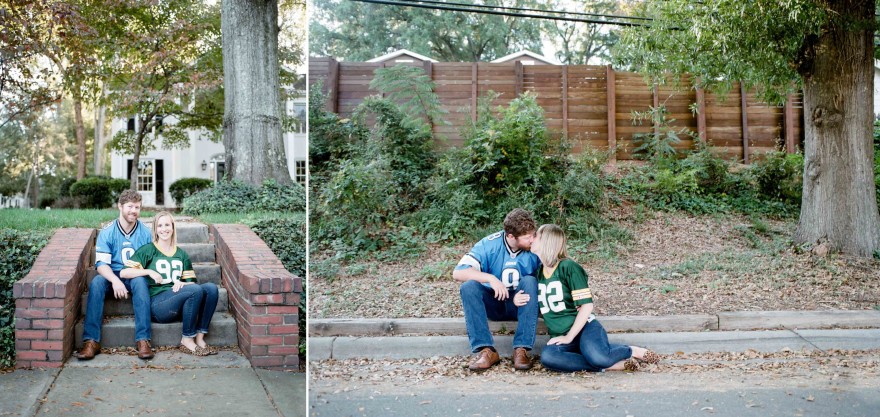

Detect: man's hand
[111, 280, 128, 299]
[148, 270, 163, 285]
[488, 277, 509, 301]
[547, 335, 574, 346]
[512, 290, 529, 306]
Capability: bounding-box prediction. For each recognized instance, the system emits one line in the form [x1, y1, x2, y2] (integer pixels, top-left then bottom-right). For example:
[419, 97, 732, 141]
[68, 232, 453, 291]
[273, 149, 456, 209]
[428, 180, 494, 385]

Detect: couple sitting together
[454, 208, 661, 373]
[75, 190, 218, 360]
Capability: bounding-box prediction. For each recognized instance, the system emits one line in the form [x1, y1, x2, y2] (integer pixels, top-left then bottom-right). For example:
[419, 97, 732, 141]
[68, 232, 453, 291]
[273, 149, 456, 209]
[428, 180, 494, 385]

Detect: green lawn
[193, 211, 305, 225]
[0, 208, 158, 233]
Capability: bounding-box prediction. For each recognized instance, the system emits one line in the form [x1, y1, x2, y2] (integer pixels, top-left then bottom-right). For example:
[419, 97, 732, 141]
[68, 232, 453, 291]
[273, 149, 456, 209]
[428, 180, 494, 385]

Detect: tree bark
[795, 0, 880, 256]
[73, 98, 87, 179]
[221, 0, 292, 186]
[94, 84, 107, 176]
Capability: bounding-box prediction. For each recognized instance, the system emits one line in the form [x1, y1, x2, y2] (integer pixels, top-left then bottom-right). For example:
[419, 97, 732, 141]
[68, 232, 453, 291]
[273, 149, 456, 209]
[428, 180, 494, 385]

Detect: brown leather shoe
[468, 347, 500, 372]
[136, 340, 154, 360]
[513, 347, 532, 370]
[75, 340, 101, 360]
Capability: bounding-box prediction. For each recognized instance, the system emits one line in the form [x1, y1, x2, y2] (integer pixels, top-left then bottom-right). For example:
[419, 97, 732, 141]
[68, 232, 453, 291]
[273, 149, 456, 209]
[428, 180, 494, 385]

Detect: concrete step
[75, 312, 238, 348]
[86, 263, 222, 286]
[178, 243, 215, 263]
[80, 287, 228, 316]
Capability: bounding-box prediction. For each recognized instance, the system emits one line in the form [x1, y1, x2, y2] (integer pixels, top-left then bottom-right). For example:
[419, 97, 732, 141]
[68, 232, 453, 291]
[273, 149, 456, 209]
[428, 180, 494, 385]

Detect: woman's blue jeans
[150, 283, 218, 338]
[459, 276, 539, 353]
[540, 319, 632, 373]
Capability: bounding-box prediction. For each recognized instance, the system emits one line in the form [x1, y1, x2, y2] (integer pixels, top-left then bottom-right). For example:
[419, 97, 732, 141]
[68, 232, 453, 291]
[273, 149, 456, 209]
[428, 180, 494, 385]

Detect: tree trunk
[795, 0, 880, 257]
[74, 98, 87, 179]
[94, 84, 107, 176]
[221, 0, 292, 186]
[129, 125, 145, 191]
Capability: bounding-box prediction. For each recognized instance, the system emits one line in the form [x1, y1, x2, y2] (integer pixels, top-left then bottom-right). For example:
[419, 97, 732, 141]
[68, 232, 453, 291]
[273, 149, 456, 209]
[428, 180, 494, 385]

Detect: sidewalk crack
[785, 326, 827, 355]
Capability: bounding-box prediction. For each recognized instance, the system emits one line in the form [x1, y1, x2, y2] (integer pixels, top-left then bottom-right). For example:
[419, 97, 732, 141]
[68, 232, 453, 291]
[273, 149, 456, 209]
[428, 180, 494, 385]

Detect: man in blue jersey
[75, 189, 156, 360]
[453, 208, 541, 371]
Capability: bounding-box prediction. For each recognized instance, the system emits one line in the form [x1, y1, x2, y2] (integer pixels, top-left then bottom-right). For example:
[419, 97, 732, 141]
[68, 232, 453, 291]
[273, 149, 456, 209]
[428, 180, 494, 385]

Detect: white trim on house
[491, 50, 560, 65]
[367, 49, 438, 64]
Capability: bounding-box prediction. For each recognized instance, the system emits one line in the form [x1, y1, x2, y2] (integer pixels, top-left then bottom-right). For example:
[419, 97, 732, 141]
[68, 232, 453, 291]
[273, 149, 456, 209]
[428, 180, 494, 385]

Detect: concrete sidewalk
[309, 310, 880, 360]
[0, 351, 305, 417]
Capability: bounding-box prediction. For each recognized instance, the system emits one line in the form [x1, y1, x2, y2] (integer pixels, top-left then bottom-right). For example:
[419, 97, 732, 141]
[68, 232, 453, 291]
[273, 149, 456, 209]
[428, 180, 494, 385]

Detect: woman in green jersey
[122, 211, 219, 356]
[514, 224, 660, 372]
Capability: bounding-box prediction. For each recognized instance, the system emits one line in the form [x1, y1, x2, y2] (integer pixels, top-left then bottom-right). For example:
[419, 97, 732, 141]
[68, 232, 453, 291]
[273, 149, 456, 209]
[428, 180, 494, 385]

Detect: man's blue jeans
[150, 283, 218, 338]
[82, 274, 152, 343]
[540, 319, 632, 372]
[460, 276, 539, 353]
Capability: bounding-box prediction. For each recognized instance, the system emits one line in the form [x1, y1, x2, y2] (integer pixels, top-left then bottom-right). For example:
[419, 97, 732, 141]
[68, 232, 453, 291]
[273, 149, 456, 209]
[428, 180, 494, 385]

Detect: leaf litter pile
[311, 211, 880, 319]
[311, 348, 880, 383]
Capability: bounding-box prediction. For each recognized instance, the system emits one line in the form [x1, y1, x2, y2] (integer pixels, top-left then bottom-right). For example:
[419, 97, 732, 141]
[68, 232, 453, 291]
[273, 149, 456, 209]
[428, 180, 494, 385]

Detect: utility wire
[401, 0, 653, 22]
[347, 0, 653, 27]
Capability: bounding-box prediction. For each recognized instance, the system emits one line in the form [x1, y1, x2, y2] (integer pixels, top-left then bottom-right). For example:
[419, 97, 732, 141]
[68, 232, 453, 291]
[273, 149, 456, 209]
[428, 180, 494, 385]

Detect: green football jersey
[537, 258, 593, 337]
[125, 242, 196, 297]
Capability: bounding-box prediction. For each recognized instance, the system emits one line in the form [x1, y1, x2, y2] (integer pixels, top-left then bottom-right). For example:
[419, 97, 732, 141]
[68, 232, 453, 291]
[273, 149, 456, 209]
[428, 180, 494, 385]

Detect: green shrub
[59, 177, 77, 197]
[0, 229, 49, 368]
[751, 150, 804, 205]
[169, 178, 214, 205]
[69, 177, 131, 209]
[308, 83, 367, 172]
[182, 180, 306, 214]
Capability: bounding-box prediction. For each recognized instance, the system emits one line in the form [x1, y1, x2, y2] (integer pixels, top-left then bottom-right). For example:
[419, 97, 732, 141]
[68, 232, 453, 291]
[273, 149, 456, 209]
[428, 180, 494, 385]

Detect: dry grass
[310, 211, 880, 319]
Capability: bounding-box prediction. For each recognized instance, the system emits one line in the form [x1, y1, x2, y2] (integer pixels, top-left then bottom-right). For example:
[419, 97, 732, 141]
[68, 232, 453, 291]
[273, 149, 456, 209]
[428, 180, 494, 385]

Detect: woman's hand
[172, 281, 189, 293]
[547, 335, 574, 346]
[512, 290, 530, 307]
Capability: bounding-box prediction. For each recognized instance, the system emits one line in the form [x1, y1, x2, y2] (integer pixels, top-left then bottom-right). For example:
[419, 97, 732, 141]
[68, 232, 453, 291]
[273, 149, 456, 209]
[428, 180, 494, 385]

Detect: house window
[137, 160, 154, 192]
[294, 160, 306, 185]
[127, 118, 136, 131]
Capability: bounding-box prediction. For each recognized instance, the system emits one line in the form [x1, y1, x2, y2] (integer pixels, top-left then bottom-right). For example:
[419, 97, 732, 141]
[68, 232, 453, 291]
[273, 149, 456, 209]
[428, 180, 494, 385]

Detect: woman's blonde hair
[151, 211, 177, 248]
[535, 224, 567, 268]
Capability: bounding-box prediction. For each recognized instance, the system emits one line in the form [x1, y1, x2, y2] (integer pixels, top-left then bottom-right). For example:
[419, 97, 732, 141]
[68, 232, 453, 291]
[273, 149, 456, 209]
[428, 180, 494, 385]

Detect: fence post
[606, 65, 617, 166]
[562, 65, 569, 139]
[327, 58, 339, 113]
[515, 61, 523, 97]
[471, 62, 478, 123]
[740, 82, 750, 164]
[695, 79, 707, 143]
[423, 60, 434, 133]
[652, 83, 660, 138]
[783, 93, 797, 153]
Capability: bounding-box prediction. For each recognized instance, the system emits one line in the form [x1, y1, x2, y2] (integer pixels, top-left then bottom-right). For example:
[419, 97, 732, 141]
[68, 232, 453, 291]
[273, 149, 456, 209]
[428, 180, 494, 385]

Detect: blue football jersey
[95, 219, 153, 272]
[456, 230, 540, 289]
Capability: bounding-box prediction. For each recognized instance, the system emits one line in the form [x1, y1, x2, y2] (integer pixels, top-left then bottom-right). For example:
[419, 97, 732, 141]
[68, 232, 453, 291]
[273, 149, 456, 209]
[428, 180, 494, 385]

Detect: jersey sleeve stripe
[182, 271, 196, 279]
[456, 253, 481, 271]
[96, 253, 112, 264]
[572, 288, 592, 301]
[123, 260, 143, 269]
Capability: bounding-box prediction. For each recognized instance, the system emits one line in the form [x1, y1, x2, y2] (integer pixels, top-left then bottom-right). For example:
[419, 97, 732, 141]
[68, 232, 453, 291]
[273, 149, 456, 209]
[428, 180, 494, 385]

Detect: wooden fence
[309, 57, 804, 163]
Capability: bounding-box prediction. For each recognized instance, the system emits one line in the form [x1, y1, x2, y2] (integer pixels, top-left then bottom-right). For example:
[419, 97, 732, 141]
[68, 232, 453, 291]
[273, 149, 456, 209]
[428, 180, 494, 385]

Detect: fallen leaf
[419, 401, 431, 405]
[546, 396, 560, 401]
[71, 402, 85, 407]
[805, 395, 814, 402]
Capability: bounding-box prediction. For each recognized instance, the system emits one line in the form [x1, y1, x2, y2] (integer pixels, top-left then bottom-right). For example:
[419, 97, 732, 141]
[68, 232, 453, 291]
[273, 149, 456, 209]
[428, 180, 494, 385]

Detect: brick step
[86, 263, 222, 286]
[135, 220, 210, 245]
[75, 312, 238, 348]
[80, 286, 229, 315]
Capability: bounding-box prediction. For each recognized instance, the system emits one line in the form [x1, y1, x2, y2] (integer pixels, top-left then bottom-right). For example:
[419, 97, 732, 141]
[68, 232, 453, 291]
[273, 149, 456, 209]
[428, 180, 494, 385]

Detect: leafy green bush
[751, 150, 804, 205]
[0, 229, 49, 368]
[169, 178, 214, 205]
[59, 177, 77, 197]
[182, 180, 306, 214]
[69, 177, 131, 209]
[308, 83, 367, 172]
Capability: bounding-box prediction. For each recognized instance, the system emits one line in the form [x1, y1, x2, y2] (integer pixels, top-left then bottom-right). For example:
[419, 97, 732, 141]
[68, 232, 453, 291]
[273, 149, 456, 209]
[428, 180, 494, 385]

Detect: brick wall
[211, 224, 302, 370]
[13, 228, 96, 368]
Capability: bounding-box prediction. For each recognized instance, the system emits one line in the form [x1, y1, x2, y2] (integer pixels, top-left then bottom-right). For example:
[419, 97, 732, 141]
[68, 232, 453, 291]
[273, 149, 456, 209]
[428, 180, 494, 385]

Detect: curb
[309, 310, 880, 337]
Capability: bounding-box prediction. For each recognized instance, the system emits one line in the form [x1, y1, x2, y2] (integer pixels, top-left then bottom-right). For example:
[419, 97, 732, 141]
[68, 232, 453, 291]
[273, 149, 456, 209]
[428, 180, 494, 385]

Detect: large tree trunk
[74, 98, 87, 179]
[796, 0, 880, 257]
[221, 0, 292, 186]
[129, 126, 145, 191]
[94, 84, 107, 176]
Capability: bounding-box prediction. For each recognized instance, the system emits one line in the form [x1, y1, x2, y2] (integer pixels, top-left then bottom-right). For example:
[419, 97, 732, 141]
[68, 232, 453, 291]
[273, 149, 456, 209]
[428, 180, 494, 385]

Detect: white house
[110, 80, 307, 208]
[491, 50, 560, 66]
[874, 60, 880, 117]
[366, 49, 438, 66]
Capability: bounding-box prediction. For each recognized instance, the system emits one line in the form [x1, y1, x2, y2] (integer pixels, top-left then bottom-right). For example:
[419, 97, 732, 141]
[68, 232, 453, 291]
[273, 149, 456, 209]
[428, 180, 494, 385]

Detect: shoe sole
[468, 360, 501, 372]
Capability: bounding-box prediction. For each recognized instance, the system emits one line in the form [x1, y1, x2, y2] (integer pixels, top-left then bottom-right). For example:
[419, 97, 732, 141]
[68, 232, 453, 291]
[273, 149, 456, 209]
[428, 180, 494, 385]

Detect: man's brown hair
[503, 208, 536, 238]
[117, 189, 142, 206]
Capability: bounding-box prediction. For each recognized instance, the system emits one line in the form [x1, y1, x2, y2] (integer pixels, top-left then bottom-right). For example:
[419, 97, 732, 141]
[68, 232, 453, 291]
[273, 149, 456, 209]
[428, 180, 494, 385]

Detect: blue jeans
[82, 274, 152, 343]
[540, 319, 632, 373]
[150, 283, 218, 338]
[460, 275, 539, 353]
